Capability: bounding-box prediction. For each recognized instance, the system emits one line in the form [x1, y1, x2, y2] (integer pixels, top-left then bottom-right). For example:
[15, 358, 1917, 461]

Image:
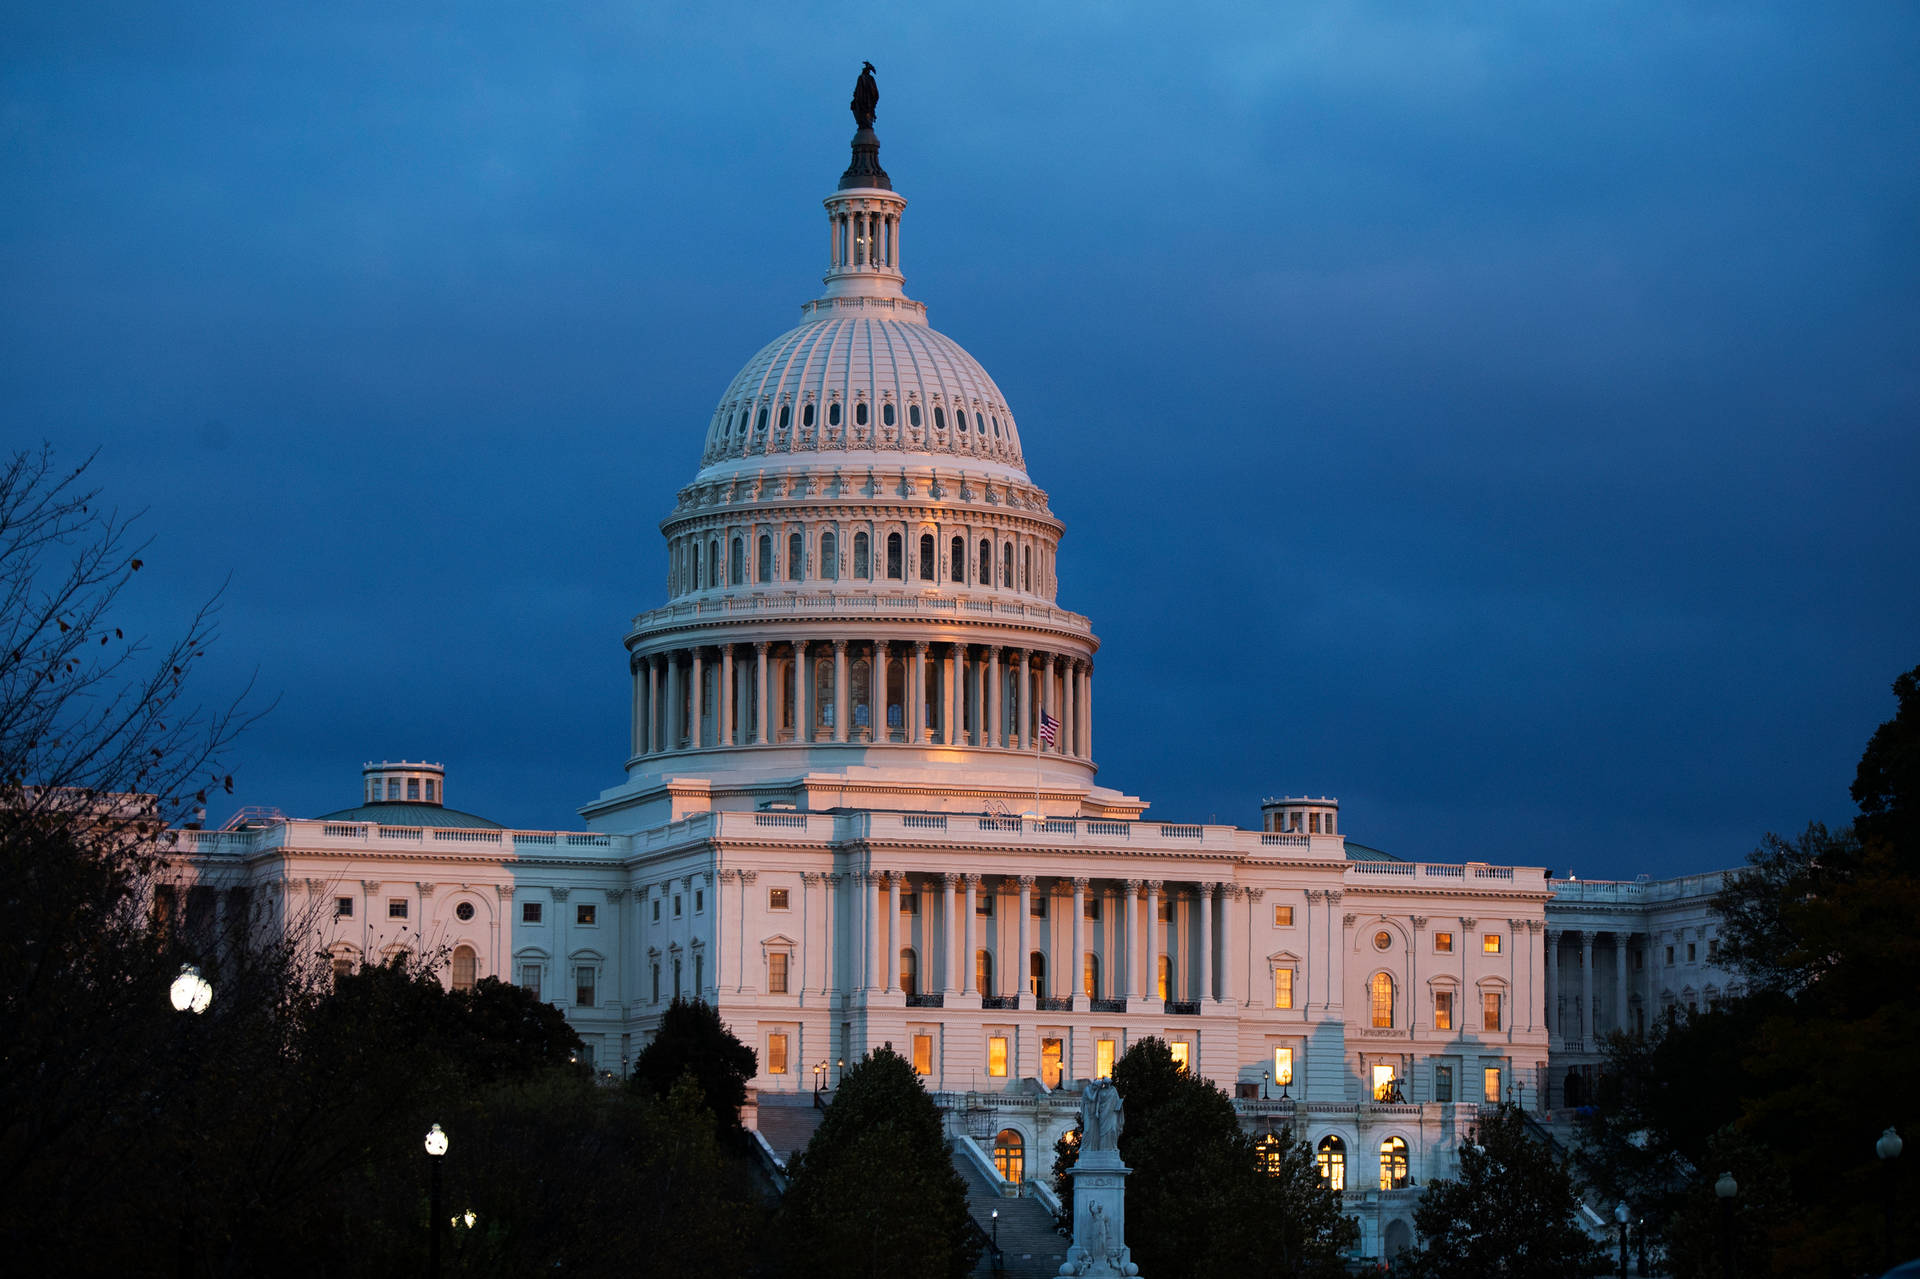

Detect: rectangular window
[335, 896, 353, 919]
[1633, 949, 1644, 970]
[1273, 1046, 1294, 1086]
[769, 887, 790, 911]
[1435, 1064, 1453, 1103]
[523, 902, 543, 924]
[1041, 1037, 1063, 1089]
[768, 952, 789, 994]
[768, 1033, 788, 1074]
[1708, 938, 1718, 961]
[575, 966, 596, 1007]
[988, 1035, 1008, 1078]
[1274, 905, 1293, 927]
[1687, 942, 1697, 963]
[388, 898, 408, 920]
[1434, 931, 1453, 953]
[577, 904, 596, 926]
[651, 963, 660, 1003]
[1030, 895, 1047, 918]
[652, 899, 661, 922]
[387, 779, 400, 799]
[1482, 933, 1502, 954]
[407, 778, 420, 800]
[695, 889, 704, 913]
[1483, 991, 1502, 1031]
[1435, 990, 1454, 1031]
[1169, 1040, 1190, 1072]
[425, 779, 436, 802]
[694, 953, 703, 992]
[1273, 967, 1294, 1010]
[1083, 954, 1098, 998]
[1083, 897, 1100, 920]
[1484, 1066, 1502, 1104]
[1157, 898, 1171, 922]
[913, 1033, 933, 1076]
[976, 894, 994, 917]
[674, 894, 683, 918]
[518, 963, 542, 997]
[1372, 1063, 1397, 1101]
[1665, 944, 1674, 965]
[900, 893, 920, 915]
[1095, 1038, 1116, 1080]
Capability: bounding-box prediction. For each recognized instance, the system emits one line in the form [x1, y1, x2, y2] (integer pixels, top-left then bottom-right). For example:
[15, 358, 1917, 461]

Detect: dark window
[388, 899, 409, 920]
[1002, 542, 1014, 587]
[577, 904, 596, 926]
[756, 406, 768, 431]
[695, 889, 704, 913]
[803, 401, 815, 427]
[883, 402, 895, 426]
[856, 400, 868, 426]
[933, 406, 946, 430]
[652, 899, 660, 922]
[820, 531, 838, 580]
[523, 902, 543, 924]
[758, 533, 773, 581]
[1030, 894, 1048, 918]
[778, 404, 790, 428]
[455, 901, 474, 922]
[708, 540, 719, 588]
[992, 414, 1002, 436]
[910, 403, 922, 427]
[575, 966, 596, 1007]
[886, 533, 903, 580]
[788, 532, 804, 581]
[979, 539, 991, 584]
[1435, 1064, 1453, 1102]
[956, 409, 968, 431]
[335, 896, 353, 918]
[730, 537, 744, 585]
[919, 533, 935, 581]
[854, 532, 871, 578]
[829, 401, 842, 427]
[950, 536, 964, 581]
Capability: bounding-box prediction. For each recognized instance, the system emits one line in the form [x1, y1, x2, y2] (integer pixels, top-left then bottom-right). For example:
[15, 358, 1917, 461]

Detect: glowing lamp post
[425, 1123, 449, 1278]
[1614, 1200, 1629, 1279]
[170, 964, 213, 1014]
[990, 1207, 999, 1252]
[1714, 1171, 1737, 1279]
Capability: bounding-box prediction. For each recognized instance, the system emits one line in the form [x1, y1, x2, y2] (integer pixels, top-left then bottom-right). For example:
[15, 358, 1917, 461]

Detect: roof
[313, 801, 502, 830]
[1344, 841, 1406, 862]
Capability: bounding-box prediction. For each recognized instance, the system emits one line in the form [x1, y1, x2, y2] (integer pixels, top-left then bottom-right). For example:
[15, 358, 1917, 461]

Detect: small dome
[698, 315, 1026, 477]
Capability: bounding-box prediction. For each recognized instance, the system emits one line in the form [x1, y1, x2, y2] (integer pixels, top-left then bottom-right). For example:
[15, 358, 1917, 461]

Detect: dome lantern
[814, 63, 914, 315]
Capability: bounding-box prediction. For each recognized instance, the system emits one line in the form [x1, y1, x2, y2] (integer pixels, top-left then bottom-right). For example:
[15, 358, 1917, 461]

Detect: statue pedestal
[1059, 1149, 1140, 1277]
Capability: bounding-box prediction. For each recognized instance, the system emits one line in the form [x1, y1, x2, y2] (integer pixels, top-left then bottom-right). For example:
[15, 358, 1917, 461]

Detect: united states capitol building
[173, 80, 1742, 1258]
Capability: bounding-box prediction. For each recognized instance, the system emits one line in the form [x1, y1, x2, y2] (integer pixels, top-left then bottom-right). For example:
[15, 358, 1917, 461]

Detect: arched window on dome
[787, 532, 803, 581]
[820, 531, 838, 581]
[756, 406, 768, 432]
[708, 539, 720, 588]
[886, 533, 903, 580]
[909, 403, 922, 428]
[803, 401, 815, 428]
[854, 532, 871, 579]
[978, 539, 991, 585]
[691, 542, 702, 591]
[882, 402, 895, 427]
[730, 537, 745, 586]
[856, 400, 868, 427]
[1022, 546, 1032, 591]
[829, 401, 842, 428]
[1371, 972, 1396, 1028]
[918, 534, 935, 582]
[956, 409, 968, 432]
[1317, 1136, 1346, 1190]
[950, 536, 964, 582]
[992, 414, 1002, 436]
[757, 534, 773, 583]
[778, 404, 790, 429]
[933, 406, 946, 431]
[736, 409, 748, 435]
[1002, 542, 1014, 588]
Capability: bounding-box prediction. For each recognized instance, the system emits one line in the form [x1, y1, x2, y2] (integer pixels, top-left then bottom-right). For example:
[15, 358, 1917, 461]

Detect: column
[1017, 876, 1033, 1007]
[1016, 650, 1031, 749]
[886, 872, 902, 992]
[1219, 885, 1238, 1006]
[1062, 660, 1077, 757]
[1071, 878, 1087, 1007]
[946, 644, 962, 745]
[754, 642, 770, 744]
[630, 660, 644, 756]
[1544, 928, 1558, 1039]
[718, 645, 734, 746]
[664, 653, 682, 749]
[1579, 931, 1595, 1044]
[833, 639, 849, 743]
[866, 640, 884, 742]
[646, 656, 660, 753]
[1198, 883, 1215, 1003]
[1080, 664, 1093, 760]
[688, 649, 705, 748]
[1614, 932, 1630, 1034]
[942, 874, 960, 995]
[912, 642, 930, 744]
[1145, 881, 1163, 1006]
[820, 873, 837, 996]
[988, 646, 1003, 747]
[865, 872, 884, 993]
[962, 874, 980, 995]
[1122, 881, 1141, 1000]
[1042, 653, 1057, 751]
[793, 638, 809, 742]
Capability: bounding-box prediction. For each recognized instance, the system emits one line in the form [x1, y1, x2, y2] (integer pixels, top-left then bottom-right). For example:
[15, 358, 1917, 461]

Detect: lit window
[1374, 930, 1392, 951]
[1483, 934, 1502, 954]
[992, 1129, 1024, 1183]
[335, 896, 354, 919]
[768, 1033, 788, 1074]
[523, 902, 543, 924]
[1041, 1037, 1063, 1088]
[1317, 1136, 1346, 1190]
[988, 1035, 1008, 1077]
[1483, 991, 1502, 1031]
[1435, 931, 1453, 953]
[1274, 905, 1294, 927]
[1370, 972, 1395, 1028]
[900, 949, 918, 997]
[1095, 1038, 1116, 1080]
[1435, 990, 1454, 1031]
[1257, 1133, 1284, 1175]
[913, 1034, 932, 1075]
[451, 945, 477, 993]
[1379, 1137, 1409, 1190]
[769, 888, 790, 911]
[1029, 952, 1046, 1000]
[1484, 1066, 1502, 1103]
[577, 904, 596, 926]
[388, 899, 409, 920]
[1169, 1040, 1190, 1072]
[1273, 1046, 1294, 1086]
[575, 966, 596, 1007]
[1157, 954, 1170, 1000]
[976, 949, 994, 996]
[768, 952, 789, 994]
[1372, 1064, 1398, 1101]
[1273, 967, 1294, 1009]
[1083, 953, 1100, 999]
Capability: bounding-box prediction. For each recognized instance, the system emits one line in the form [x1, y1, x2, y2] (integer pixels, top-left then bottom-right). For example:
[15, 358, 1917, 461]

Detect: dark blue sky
[6, 3, 1916, 878]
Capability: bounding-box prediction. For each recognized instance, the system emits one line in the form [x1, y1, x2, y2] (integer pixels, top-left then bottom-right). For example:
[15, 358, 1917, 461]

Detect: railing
[321, 823, 368, 838]
[432, 828, 501, 843]
[977, 817, 1022, 833]
[1423, 864, 1465, 878]
[1472, 864, 1515, 880]
[902, 814, 948, 830]
[1261, 833, 1310, 847]
[629, 590, 1094, 635]
[1353, 862, 1416, 876]
[1035, 819, 1076, 834]
[753, 812, 810, 829]
[981, 995, 1020, 1010]
[1036, 996, 1073, 1012]
[905, 993, 945, 1008]
[1089, 998, 1127, 1014]
[1084, 821, 1130, 837]
[1166, 1000, 1202, 1015]
[378, 827, 422, 840]
[1158, 824, 1202, 839]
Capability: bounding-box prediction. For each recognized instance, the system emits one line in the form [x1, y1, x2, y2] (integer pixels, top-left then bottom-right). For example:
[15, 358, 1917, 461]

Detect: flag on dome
[1039, 712, 1059, 747]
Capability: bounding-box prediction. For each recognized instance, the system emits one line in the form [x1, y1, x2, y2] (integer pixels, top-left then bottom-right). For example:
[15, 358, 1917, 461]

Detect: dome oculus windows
[856, 400, 868, 427]
[882, 402, 895, 427]
[829, 401, 842, 427]
[956, 409, 968, 432]
[778, 404, 790, 429]
[933, 406, 946, 431]
[803, 401, 816, 428]
[909, 404, 922, 428]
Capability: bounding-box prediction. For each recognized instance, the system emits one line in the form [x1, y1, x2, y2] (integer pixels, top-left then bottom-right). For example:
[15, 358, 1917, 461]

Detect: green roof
[314, 801, 503, 830]
[1344, 841, 1406, 862]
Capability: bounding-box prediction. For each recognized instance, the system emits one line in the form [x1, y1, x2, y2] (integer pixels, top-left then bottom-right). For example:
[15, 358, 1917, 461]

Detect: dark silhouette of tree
[629, 995, 757, 1133]
[780, 1045, 978, 1279]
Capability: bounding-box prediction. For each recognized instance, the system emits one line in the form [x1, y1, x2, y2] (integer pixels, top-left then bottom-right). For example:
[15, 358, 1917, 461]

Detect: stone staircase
[951, 1146, 1068, 1278]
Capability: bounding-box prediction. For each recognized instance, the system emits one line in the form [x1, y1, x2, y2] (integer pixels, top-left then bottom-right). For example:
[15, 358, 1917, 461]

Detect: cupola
[1261, 795, 1339, 836]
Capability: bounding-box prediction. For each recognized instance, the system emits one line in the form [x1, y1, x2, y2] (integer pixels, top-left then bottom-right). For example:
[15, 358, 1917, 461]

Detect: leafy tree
[630, 995, 758, 1134]
[780, 1045, 978, 1279]
[1660, 1129, 1791, 1279]
[456, 974, 584, 1079]
[1401, 1104, 1606, 1279]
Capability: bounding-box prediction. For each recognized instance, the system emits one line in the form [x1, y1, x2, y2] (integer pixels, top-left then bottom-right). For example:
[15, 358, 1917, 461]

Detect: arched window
[757, 534, 773, 582]
[979, 538, 991, 585]
[803, 401, 815, 428]
[992, 414, 1002, 436]
[708, 539, 720, 588]
[820, 531, 838, 581]
[1002, 542, 1014, 587]
[1157, 954, 1171, 1001]
[1083, 952, 1100, 999]
[778, 403, 790, 429]
[1256, 1133, 1284, 1176]
[899, 948, 918, 997]
[737, 409, 748, 434]
[1317, 1136, 1346, 1190]
[1379, 1136, 1409, 1190]
[950, 536, 965, 582]
[1371, 972, 1396, 1028]
[829, 400, 842, 427]
[755, 406, 768, 431]
[993, 1129, 1025, 1184]
[1022, 546, 1032, 590]
[918, 533, 935, 581]
[976, 949, 994, 997]
[856, 400, 869, 426]
[854, 531, 871, 579]
[730, 537, 745, 585]
[909, 403, 922, 428]
[787, 532, 804, 581]
[691, 542, 702, 590]
[956, 409, 968, 432]
[451, 945, 477, 993]
[1029, 951, 1047, 1000]
[886, 532, 903, 580]
[882, 402, 895, 426]
[933, 406, 946, 431]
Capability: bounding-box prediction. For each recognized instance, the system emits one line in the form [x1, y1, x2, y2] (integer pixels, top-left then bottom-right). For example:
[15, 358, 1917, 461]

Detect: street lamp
[1614, 1201, 1629, 1279]
[1261, 1070, 1270, 1101]
[991, 1207, 999, 1251]
[425, 1123, 449, 1279]
[1714, 1171, 1737, 1279]
[170, 963, 213, 1014]
[813, 1060, 827, 1100]
[1878, 1127, 1903, 1267]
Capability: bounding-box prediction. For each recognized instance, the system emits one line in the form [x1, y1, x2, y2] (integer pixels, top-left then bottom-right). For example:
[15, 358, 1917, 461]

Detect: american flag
[1038, 711, 1060, 747]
